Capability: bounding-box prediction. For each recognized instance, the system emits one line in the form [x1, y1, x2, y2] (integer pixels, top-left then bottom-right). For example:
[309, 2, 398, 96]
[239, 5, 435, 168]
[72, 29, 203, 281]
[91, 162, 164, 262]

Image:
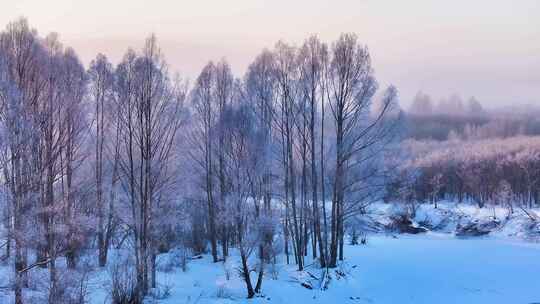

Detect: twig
[18, 257, 53, 274]
[306, 271, 319, 280]
[520, 206, 539, 222]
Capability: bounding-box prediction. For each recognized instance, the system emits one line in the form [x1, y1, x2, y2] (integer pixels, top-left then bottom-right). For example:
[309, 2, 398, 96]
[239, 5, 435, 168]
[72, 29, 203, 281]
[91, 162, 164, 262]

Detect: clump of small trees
[0, 18, 400, 302]
[186, 33, 401, 297]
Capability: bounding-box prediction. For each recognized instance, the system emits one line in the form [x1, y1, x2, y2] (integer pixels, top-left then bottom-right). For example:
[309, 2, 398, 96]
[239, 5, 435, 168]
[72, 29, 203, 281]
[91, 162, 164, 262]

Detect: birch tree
[190, 61, 219, 262]
[326, 33, 397, 267]
[115, 35, 185, 299]
[298, 36, 328, 266]
[88, 53, 116, 267]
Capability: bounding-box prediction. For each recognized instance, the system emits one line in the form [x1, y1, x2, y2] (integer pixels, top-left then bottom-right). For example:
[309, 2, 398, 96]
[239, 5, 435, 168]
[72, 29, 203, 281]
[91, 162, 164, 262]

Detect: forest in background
[391, 92, 540, 212]
[406, 91, 540, 141]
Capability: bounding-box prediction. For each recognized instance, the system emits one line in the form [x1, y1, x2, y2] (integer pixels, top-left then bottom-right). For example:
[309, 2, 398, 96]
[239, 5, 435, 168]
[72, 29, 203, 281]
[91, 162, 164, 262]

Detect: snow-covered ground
[2, 202, 539, 304]
[364, 201, 540, 241]
[84, 234, 539, 304]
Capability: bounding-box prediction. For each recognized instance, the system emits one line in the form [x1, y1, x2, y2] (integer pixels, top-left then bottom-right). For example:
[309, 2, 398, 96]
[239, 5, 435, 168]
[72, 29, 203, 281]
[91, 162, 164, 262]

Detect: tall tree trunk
[254, 245, 265, 294]
[207, 124, 218, 263]
[330, 110, 344, 268]
[241, 252, 255, 298]
[320, 91, 328, 268]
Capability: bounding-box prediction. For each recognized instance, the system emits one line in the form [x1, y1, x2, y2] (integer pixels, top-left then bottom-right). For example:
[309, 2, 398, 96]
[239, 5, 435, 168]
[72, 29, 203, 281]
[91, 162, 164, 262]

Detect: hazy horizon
[3, 0, 539, 107]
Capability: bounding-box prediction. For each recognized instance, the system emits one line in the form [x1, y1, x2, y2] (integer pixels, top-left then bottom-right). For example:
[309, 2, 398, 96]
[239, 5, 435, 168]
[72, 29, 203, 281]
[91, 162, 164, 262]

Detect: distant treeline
[404, 91, 540, 140]
[386, 136, 540, 211]
[404, 112, 540, 141]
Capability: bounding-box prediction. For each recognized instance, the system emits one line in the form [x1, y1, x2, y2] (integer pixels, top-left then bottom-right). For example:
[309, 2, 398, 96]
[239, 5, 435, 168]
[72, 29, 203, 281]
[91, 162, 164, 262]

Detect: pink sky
[2, 0, 539, 107]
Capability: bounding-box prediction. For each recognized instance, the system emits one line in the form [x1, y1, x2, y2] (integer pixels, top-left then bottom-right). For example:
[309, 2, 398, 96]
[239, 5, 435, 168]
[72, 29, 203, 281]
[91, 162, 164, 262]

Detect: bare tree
[190, 61, 220, 263]
[326, 33, 397, 267]
[298, 35, 328, 266]
[273, 41, 305, 270]
[58, 47, 88, 270]
[222, 100, 270, 298]
[245, 49, 276, 216]
[88, 53, 116, 267]
[0, 21, 38, 304]
[115, 35, 185, 299]
[215, 59, 234, 259]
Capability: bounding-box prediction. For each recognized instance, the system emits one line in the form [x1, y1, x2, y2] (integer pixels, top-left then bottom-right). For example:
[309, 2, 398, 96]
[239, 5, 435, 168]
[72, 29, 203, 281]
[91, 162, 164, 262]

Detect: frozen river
[345, 234, 540, 304]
